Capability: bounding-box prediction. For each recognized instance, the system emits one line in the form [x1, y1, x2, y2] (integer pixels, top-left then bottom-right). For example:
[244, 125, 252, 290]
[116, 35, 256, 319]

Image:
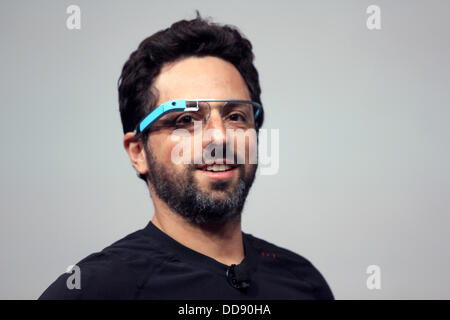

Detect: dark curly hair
[118, 11, 264, 184]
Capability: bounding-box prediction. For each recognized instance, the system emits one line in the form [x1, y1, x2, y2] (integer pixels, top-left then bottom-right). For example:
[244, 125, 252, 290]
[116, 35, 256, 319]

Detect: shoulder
[244, 232, 335, 300]
[39, 228, 166, 300]
[38, 250, 139, 299]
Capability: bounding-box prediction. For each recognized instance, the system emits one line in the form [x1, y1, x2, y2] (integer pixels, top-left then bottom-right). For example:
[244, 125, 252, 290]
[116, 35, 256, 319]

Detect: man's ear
[123, 132, 149, 176]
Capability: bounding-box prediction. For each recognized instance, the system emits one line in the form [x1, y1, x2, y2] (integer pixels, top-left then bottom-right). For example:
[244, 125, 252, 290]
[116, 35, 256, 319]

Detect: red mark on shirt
[261, 251, 276, 259]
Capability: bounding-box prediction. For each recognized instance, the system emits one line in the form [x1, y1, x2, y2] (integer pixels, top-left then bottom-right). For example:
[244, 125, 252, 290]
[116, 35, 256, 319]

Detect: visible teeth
[205, 164, 232, 172]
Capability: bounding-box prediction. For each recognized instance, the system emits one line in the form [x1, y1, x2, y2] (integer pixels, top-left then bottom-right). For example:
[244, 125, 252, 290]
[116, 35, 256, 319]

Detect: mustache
[189, 141, 245, 168]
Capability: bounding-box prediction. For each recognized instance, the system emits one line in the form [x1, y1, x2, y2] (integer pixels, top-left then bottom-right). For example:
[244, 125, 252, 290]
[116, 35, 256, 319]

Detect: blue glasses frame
[133, 99, 262, 134]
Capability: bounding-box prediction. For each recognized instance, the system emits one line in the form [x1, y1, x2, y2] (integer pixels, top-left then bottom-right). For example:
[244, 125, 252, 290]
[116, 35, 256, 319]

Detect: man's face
[143, 56, 258, 225]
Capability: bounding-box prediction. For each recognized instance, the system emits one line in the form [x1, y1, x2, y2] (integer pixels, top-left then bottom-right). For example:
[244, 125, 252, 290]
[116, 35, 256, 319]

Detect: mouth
[195, 162, 239, 180]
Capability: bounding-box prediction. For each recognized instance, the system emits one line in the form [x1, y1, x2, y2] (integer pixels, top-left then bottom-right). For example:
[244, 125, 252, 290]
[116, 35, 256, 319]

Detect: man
[39, 13, 334, 300]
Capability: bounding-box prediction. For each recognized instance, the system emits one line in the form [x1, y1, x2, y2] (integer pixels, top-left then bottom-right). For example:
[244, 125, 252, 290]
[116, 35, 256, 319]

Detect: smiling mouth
[194, 162, 240, 180]
[195, 160, 239, 170]
[197, 164, 235, 172]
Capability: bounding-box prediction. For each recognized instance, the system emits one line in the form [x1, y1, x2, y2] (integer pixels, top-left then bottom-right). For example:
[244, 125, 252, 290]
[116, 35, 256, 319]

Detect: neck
[150, 194, 245, 266]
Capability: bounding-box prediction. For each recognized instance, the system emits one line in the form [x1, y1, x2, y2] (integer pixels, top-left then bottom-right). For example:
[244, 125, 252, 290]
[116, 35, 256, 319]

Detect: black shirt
[39, 221, 334, 299]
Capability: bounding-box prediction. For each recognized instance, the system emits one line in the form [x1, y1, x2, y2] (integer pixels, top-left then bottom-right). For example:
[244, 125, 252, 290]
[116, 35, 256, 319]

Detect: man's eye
[228, 113, 246, 122]
[180, 116, 193, 122]
[175, 114, 196, 125]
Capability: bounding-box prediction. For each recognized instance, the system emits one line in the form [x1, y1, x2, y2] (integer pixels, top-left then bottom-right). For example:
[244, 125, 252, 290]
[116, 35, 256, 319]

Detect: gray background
[1, 0, 449, 299]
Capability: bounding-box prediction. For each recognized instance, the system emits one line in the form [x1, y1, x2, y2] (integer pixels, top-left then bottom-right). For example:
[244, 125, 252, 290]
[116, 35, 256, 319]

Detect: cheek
[148, 134, 177, 164]
[164, 133, 195, 167]
[230, 131, 258, 164]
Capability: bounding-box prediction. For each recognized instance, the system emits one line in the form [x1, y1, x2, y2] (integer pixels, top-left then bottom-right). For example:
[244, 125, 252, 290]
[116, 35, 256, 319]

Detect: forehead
[153, 56, 251, 104]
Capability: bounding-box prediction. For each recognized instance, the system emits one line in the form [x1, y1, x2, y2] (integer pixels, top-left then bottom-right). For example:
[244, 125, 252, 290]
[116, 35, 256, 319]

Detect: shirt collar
[143, 220, 259, 277]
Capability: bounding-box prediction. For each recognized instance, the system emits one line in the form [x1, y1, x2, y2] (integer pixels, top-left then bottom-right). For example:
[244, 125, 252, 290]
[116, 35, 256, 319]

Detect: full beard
[144, 146, 257, 226]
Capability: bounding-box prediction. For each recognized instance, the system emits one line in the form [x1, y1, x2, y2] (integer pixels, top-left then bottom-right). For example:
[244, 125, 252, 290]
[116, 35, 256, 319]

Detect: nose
[202, 108, 227, 148]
